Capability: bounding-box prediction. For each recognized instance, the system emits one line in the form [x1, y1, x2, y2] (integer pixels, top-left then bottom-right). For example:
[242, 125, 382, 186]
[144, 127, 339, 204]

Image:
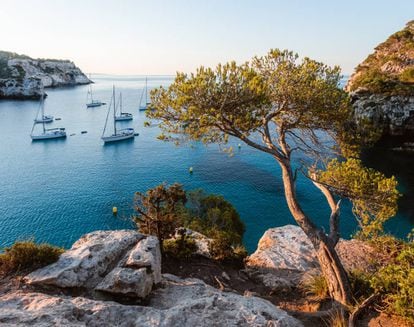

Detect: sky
[0, 0, 413, 75]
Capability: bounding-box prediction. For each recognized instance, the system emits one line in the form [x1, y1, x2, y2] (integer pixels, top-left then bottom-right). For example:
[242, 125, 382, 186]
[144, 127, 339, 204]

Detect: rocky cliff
[0, 51, 91, 100]
[0, 229, 302, 327]
[346, 21, 414, 140]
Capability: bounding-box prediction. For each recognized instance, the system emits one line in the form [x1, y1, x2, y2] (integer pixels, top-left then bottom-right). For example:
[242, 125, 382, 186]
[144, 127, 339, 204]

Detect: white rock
[0, 277, 303, 327]
[246, 225, 377, 281]
[95, 267, 154, 298]
[25, 230, 143, 288]
[246, 225, 319, 272]
[125, 236, 161, 284]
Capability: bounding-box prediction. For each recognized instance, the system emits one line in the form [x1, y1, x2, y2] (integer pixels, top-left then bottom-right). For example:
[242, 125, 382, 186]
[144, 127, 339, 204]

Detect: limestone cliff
[0, 51, 91, 100]
[346, 21, 414, 139]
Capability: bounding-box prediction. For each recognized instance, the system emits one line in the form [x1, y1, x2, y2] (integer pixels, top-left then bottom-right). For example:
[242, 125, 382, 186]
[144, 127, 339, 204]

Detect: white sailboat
[115, 92, 133, 121]
[31, 94, 66, 140]
[34, 94, 54, 123]
[102, 86, 135, 143]
[86, 83, 104, 108]
[139, 77, 151, 111]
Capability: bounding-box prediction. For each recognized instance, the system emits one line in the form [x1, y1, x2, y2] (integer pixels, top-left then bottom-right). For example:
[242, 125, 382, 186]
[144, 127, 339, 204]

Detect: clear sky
[0, 0, 413, 75]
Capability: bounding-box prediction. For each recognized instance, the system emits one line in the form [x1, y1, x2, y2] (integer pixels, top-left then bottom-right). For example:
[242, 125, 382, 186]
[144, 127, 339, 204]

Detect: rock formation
[346, 21, 414, 140]
[1, 229, 303, 327]
[245, 225, 376, 291]
[0, 51, 91, 100]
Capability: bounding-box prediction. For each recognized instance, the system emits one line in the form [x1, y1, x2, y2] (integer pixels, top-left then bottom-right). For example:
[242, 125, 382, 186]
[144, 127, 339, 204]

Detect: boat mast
[113, 86, 117, 135]
[145, 77, 148, 105]
[41, 93, 45, 134]
[120, 92, 122, 114]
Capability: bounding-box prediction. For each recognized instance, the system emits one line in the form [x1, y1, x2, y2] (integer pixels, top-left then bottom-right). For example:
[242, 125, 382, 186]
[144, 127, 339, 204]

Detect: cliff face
[346, 21, 414, 140]
[0, 51, 91, 100]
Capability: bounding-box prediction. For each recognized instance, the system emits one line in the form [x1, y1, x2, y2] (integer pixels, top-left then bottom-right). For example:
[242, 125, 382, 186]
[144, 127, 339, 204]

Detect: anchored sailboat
[31, 93, 66, 140]
[115, 92, 133, 121]
[86, 83, 104, 108]
[102, 86, 135, 143]
[139, 77, 151, 111]
[34, 94, 54, 123]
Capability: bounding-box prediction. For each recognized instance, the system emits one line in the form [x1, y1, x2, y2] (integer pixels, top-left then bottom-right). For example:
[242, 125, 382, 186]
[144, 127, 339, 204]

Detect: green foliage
[0, 240, 63, 276]
[348, 21, 414, 95]
[133, 183, 187, 245]
[316, 158, 400, 238]
[302, 274, 329, 301]
[370, 241, 414, 322]
[163, 236, 197, 259]
[186, 190, 245, 244]
[184, 190, 247, 261]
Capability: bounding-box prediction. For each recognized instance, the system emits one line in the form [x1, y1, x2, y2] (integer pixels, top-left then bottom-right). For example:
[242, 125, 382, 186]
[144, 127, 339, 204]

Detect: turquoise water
[0, 75, 412, 252]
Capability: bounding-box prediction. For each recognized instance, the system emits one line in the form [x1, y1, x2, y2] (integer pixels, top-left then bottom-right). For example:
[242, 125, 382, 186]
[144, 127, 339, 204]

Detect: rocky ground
[0, 226, 411, 326]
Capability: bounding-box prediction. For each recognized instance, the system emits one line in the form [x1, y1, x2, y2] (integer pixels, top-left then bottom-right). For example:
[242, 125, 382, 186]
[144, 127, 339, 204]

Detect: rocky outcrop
[1, 229, 302, 326]
[245, 225, 377, 290]
[0, 275, 302, 326]
[0, 50, 91, 100]
[346, 21, 414, 140]
[25, 230, 160, 299]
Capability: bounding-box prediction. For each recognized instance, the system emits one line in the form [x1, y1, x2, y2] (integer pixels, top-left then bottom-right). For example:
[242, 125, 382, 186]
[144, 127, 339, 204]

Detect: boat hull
[31, 132, 67, 140]
[102, 129, 135, 143]
[34, 116, 54, 123]
[86, 102, 103, 108]
[115, 116, 133, 121]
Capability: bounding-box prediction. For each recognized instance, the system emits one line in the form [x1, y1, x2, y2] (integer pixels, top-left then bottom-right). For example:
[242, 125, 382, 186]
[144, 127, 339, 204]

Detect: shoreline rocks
[346, 21, 414, 142]
[0, 51, 91, 100]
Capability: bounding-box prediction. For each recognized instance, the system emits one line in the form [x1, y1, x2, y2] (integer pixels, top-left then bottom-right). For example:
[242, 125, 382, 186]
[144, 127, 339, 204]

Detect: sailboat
[115, 92, 133, 121]
[31, 93, 66, 140]
[86, 84, 104, 108]
[101, 86, 135, 143]
[138, 77, 151, 111]
[34, 94, 54, 123]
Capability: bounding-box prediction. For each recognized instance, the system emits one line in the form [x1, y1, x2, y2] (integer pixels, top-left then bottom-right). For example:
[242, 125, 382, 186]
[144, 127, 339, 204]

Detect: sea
[0, 75, 413, 252]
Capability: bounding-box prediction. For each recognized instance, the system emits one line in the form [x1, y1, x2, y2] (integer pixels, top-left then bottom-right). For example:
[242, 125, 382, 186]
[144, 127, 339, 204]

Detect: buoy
[189, 167, 193, 174]
[112, 207, 118, 215]
[238, 143, 241, 148]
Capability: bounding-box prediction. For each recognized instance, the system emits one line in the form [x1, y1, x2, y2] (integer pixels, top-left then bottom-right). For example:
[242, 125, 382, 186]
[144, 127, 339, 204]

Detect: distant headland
[0, 51, 91, 100]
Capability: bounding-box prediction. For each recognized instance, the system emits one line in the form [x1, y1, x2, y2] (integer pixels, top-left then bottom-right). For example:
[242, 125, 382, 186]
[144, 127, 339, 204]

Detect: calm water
[0, 75, 413, 252]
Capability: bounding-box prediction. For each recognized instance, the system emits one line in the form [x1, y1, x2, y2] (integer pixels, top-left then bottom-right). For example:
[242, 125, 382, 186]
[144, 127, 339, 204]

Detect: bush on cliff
[0, 240, 63, 276]
[133, 184, 247, 261]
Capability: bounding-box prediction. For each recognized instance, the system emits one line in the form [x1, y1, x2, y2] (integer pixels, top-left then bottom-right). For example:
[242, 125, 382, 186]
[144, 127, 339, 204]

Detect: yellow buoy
[189, 167, 193, 174]
[112, 206, 118, 215]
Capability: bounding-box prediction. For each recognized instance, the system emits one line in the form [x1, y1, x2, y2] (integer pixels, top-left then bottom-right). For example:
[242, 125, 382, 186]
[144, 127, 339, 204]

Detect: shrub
[0, 240, 63, 276]
[133, 183, 187, 246]
[163, 237, 197, 259]
[302, 274, 329, 301]
[370, 241, 414, 323]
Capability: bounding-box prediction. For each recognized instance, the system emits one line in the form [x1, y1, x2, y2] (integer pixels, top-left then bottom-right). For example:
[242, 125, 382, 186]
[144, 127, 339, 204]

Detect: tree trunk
[279, 159, 352, 305]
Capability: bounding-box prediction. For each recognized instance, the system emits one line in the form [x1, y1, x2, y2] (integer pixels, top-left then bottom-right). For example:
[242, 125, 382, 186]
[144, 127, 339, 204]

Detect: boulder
[125, 236, 161, 283]
[246, 225, 319, 272]
[25, 230, 144, 288]
[0, 276, 303, 326]
[95, 267, 154, 298]
[246, 225, 377, 289]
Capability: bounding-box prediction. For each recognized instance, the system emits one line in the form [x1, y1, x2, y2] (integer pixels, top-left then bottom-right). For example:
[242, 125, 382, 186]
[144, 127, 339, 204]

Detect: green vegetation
[348, 21, 414, 95]
[148, 48, 399, 305]
[133, 183, 187, 247]
[0, 240, 63, 276]
[303, 274, 329, 301]
[134, 184, 246, 261]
